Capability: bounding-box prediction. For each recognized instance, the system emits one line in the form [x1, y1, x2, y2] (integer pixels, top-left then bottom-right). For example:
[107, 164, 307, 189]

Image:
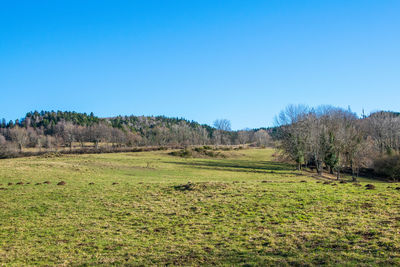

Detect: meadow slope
[0, 148, 399, 266]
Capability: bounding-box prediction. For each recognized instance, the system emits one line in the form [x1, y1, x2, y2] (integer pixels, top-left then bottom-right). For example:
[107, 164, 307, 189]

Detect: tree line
[275, 105, 400, 180]
[0, 111, 271, 158]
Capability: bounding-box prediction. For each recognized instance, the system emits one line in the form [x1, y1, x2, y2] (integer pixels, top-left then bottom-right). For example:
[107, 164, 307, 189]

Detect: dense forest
[275, 105, 400, 180]
[0, 111, 271, 157]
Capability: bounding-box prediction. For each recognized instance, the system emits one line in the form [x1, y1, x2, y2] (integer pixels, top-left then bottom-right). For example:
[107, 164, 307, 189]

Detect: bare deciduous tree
[254, 129, 271, 147]
[275, 105, 310, 170]
[213, 119, 231, 131]
[9, 126, 28, 152]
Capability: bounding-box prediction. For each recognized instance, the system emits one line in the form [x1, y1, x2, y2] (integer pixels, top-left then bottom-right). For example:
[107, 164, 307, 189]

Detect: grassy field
[0, 148, 400, 266]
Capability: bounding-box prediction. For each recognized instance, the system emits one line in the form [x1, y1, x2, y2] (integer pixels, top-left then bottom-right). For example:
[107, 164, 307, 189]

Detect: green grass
[0, 148, 400, 266]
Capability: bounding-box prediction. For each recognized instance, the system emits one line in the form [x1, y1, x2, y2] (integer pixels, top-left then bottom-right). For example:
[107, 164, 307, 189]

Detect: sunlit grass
[0, 148, 399, 265]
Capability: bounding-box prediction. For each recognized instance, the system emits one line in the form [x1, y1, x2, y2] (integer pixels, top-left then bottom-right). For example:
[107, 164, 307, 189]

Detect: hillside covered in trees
[275, 105, 400, 180]
[0, 111, 271, 157]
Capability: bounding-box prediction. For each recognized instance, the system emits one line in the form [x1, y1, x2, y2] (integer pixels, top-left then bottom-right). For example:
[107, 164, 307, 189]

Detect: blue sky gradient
[1, 0, 399, 129]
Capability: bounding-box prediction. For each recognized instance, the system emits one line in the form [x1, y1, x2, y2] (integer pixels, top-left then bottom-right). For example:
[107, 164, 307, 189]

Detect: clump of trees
[0, 111, 271, 158]
[374, 155, 400, 180]
[275, 105, 400, 180]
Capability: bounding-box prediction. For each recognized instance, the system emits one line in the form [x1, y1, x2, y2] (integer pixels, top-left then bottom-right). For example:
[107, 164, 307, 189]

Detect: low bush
[169, 147, 226, 158]
[0, 144, 18, 159]
[374, 155, 400, 181]
[170, 149, 193, 158]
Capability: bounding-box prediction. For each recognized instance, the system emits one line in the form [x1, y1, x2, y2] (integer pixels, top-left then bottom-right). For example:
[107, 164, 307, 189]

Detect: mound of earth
[173, 181, 229, 192]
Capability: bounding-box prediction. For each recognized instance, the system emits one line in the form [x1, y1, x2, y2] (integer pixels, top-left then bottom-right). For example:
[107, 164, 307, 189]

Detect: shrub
[0, 142, 18, 159]
[194, 147, 204, 153]
[374, 155, 400, 181]
[169, 147, 226, 158]
[169, 149, 193, 158]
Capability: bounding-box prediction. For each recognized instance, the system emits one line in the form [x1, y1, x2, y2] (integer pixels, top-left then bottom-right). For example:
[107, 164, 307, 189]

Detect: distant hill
[0, 111, 272, 157]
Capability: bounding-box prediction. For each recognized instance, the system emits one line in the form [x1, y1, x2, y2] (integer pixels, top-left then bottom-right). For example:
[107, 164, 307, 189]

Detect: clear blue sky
[1, 0, 399, 129]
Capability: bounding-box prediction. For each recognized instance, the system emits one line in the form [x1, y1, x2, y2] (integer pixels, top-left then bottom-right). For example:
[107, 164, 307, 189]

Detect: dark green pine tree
[323, 132, 339, 174]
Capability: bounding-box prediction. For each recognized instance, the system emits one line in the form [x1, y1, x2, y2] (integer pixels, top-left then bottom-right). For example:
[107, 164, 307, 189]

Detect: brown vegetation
[276, 105, 400, 181]
[0, 111, 271, 159]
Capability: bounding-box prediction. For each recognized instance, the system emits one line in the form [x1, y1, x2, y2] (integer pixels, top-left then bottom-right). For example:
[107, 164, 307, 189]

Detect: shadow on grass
[164, 159, 295, 174]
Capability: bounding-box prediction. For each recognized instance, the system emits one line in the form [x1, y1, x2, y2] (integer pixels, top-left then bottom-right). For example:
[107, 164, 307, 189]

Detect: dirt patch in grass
[39, 152, 63, 158]
[174, 182, 229, 192]
[362, 202, 374, 209]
